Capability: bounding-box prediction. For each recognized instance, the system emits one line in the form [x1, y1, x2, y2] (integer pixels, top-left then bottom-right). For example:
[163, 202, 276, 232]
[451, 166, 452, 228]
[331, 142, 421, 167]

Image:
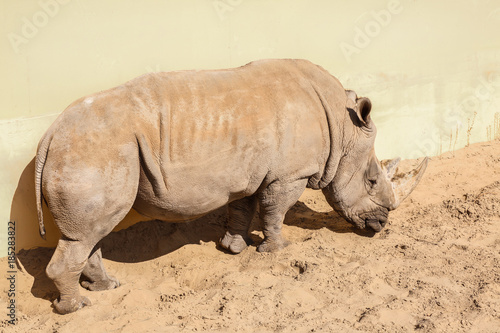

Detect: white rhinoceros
[35, 59, 427, 314]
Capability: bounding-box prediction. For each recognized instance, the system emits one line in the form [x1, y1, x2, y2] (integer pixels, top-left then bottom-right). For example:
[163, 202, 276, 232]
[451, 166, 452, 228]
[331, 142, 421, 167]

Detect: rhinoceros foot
[81, 276, 120, 291]
[257, 236, 290, 253]
[53, 295, 91, 314]
[220, 231, 253, 254]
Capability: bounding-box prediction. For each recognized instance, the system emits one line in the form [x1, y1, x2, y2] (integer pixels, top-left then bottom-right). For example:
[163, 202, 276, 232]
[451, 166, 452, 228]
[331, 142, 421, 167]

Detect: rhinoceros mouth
[359, 209, 388, 233]
[364, 219, 385, 232]
[331, 205, 388, 233]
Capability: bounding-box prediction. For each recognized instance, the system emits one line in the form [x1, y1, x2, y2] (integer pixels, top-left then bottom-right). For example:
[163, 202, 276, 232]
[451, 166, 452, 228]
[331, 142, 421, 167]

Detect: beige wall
[2, 0, 500, 256]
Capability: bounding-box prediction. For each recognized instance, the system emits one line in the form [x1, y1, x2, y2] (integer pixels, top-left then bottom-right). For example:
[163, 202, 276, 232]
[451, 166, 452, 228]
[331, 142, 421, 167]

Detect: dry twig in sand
[466, 112, 477, 147]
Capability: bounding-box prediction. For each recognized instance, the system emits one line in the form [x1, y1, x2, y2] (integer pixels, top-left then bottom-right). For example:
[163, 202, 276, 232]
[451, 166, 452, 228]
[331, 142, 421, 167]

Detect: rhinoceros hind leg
[46, 194, 136, 314]
[220, 196, 257, 254]
[257, 179, 308, 253]
[81, 247, 120, 291]
[46, 238, 93, 314]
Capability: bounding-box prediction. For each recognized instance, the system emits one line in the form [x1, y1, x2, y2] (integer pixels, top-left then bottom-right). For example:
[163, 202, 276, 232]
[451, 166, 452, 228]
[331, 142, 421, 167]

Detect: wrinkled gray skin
[35, 59, 427, 314]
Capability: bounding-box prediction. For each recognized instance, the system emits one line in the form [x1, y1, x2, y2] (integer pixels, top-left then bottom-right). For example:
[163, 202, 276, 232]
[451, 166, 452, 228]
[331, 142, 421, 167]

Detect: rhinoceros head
[322, 90, 428, 232]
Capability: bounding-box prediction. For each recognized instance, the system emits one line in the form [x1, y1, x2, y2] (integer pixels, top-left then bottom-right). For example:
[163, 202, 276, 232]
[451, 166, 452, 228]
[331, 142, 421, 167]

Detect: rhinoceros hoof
[220, 232, 252, 254]
[257, 237, 290, 253]
[81, 276, 120, 291]
[53, 295, 91, 314]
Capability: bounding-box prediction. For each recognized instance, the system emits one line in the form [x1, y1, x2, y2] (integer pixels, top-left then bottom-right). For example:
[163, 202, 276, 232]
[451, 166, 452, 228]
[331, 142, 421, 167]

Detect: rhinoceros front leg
[257, 179, 308, 253]
[81, 247, 120, 291]
[220, 196, 257, 254]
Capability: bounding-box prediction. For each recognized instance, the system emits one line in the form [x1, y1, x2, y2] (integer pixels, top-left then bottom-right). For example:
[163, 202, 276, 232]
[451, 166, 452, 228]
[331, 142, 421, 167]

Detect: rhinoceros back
[127, 60, 335, 219]
[39, 59, 341, 223]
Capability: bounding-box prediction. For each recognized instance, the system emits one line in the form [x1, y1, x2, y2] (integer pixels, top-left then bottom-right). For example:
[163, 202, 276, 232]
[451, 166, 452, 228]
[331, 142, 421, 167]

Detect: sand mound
[443, 181, 500, 222]
[1, 141, 499, 332]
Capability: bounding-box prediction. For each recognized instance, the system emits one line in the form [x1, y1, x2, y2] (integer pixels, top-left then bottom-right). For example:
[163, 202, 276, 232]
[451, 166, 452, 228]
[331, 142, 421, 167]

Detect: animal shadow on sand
[14, 159, 373, 304]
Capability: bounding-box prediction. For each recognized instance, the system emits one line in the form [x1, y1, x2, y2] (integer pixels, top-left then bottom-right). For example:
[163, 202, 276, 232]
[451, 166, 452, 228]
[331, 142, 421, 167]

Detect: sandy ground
[1, 140, 499, 332]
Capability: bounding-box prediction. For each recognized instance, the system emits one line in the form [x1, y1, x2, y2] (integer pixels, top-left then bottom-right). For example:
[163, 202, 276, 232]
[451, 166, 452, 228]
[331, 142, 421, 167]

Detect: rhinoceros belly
[132, 155, 270, 221]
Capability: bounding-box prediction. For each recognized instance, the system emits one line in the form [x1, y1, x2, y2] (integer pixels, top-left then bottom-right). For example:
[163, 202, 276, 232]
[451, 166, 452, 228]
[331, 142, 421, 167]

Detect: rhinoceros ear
[356, 97, 372, 127]
[346, 90, 357, 109]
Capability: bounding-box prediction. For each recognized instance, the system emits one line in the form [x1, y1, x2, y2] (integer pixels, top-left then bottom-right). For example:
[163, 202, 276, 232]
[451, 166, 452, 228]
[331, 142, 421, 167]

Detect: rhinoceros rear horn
[381, 157, 401, 180]
[390, 157, 429, 209]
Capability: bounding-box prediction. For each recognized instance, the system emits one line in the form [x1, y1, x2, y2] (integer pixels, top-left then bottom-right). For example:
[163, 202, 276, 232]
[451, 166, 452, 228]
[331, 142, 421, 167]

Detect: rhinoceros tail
[35, 133, 51, 240]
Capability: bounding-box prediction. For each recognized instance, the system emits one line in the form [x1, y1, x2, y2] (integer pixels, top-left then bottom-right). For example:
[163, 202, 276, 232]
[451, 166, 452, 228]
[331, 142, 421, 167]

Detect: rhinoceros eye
[368, 179, 377, 187]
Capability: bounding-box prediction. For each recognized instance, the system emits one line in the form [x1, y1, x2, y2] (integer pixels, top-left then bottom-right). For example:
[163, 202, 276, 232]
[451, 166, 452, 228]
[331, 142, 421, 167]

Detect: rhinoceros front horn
[389, 157, 429, 209]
